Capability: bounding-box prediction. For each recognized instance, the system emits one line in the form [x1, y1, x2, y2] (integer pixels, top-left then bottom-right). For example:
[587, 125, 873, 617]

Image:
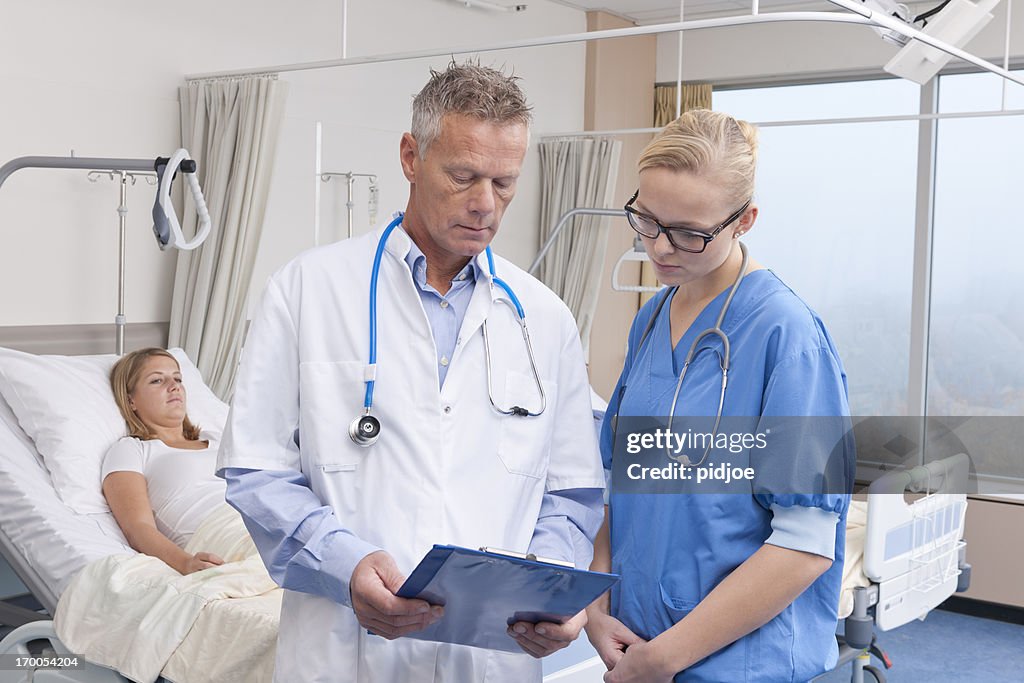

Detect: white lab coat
[220, 223, 604, 683]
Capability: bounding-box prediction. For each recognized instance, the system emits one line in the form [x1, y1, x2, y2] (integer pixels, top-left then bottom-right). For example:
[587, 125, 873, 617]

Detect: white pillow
[0, 347, 226, 514]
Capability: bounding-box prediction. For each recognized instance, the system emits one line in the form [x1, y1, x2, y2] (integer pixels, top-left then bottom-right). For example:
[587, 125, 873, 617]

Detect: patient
[102, 347, 227, 575]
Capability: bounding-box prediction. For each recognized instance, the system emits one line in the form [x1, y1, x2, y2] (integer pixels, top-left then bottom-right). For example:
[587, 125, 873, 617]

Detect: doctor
[217, 61, 605, 683]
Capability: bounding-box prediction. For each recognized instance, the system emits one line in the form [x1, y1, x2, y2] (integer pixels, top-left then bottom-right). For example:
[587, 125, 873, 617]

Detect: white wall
[656, 2, 1024, 84]
[0, 0, 586, 328]
[0, 0, 342, 326]
[252, 1, 587, 309]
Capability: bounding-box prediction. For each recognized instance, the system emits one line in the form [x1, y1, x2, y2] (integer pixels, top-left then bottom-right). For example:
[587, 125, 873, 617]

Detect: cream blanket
[54, 503, 281, 683]
[839, 499, 872, 619]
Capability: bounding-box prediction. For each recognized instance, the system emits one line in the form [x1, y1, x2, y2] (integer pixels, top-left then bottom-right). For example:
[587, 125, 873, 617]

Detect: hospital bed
[0, 344, 260, 683]
[0, 381, 143, 682]
[827, 453, 972, 683]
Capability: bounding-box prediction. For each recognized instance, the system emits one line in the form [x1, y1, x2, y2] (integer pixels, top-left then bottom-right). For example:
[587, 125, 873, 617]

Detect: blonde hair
[638, 109, 758, 203]
[110, 348, 200, 441]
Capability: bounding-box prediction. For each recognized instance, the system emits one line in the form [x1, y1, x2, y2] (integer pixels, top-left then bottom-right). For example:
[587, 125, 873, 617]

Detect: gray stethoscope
[349, 214, 547, 447]
[614, 241, 750, 467]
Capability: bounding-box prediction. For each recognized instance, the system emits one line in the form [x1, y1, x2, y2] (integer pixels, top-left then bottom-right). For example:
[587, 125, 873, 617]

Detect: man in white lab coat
[217, 61, 606, 683]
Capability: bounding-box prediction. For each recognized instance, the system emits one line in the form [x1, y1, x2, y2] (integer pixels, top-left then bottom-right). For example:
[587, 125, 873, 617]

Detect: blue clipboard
[396, 544, 619, 653]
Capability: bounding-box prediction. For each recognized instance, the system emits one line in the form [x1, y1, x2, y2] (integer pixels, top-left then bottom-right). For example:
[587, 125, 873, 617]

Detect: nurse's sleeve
[754, 346, 855, 559]
[218, 278, 379, 607]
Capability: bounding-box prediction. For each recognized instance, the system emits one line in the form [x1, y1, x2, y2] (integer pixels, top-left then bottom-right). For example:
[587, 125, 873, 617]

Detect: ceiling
[547, 0, 843, 24]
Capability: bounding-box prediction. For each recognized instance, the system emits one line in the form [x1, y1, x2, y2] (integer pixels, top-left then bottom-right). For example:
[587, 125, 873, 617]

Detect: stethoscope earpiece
[349, 413, 381, 447]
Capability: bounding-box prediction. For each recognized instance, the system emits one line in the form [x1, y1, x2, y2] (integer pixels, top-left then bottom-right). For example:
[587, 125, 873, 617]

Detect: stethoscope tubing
[354, 215, 545, 446]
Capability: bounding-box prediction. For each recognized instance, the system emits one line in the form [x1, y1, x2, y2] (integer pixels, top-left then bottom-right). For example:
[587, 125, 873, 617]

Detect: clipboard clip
[479, 547, 575, 569]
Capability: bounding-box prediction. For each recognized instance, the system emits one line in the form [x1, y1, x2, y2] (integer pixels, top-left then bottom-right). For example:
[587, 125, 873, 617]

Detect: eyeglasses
[623, 190, 751, 254]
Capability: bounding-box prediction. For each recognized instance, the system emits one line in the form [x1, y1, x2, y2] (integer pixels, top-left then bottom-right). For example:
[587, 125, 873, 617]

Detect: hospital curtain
[653, 83, 712, 127]
[642, 83, 713, 302]
[538, 137, 622, 358]
[168, 75, 288, 400]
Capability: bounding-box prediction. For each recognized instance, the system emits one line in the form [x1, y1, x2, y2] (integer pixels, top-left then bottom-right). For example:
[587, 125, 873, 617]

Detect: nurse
[586, 109, 853, 682]
[218, 61, 605, 683]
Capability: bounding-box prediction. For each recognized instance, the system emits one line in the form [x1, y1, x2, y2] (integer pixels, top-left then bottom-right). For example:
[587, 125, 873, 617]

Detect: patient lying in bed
[101, 347, 235, 575]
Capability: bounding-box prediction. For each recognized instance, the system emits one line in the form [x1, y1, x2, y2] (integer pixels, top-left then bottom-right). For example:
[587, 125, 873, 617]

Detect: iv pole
[320, 171, 378, 240]
[87, 170, 159, 355]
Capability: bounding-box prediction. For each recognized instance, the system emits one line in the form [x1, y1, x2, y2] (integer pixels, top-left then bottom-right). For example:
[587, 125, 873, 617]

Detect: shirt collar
[401, 227, 486, 288]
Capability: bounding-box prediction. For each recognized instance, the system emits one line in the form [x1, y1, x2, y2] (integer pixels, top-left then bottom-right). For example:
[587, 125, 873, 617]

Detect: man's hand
[350, 551, 444, 639]
[507, 610, 587, 658]
[584, 610, 645, 671]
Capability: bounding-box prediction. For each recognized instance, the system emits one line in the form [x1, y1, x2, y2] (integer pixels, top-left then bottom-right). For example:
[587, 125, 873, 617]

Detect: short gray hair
[411, 61, 533, 158]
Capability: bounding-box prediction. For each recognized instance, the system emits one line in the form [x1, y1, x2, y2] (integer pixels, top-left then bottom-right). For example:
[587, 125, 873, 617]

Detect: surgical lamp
[848, 0, 1004, 84]
[885, 0, 1002, 85]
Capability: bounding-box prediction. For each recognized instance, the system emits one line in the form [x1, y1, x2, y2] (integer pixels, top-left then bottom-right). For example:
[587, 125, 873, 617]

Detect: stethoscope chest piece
[349, 413, 381, 447]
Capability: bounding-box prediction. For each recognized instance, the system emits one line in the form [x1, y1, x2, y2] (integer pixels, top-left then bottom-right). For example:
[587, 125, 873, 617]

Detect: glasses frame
[624, 190, 752, 254]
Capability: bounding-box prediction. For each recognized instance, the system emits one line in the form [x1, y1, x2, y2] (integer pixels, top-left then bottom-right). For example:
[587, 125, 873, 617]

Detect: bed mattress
[0, 395, 132, 611]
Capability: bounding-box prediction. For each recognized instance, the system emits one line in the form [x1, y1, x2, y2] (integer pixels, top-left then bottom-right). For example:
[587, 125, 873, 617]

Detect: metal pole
[908, 80, 939, 453]
[184, 9, 1024, 88]
[116, 172, 128, 356]
[347, 173, 356, 239]
[676, 0, 684, 120]
[528, 207, 625, 275]
[185, 12, 877, 80]
[0, 156, 153, 191]
[342, 0, 349, 60]
[314, 121, 323, 246]
[1003, 0, 1014, 110]
[540, 107, 1024, 138]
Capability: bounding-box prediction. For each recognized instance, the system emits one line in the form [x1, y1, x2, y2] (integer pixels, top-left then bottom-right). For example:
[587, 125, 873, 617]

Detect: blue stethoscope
[349, 214, 547, 447]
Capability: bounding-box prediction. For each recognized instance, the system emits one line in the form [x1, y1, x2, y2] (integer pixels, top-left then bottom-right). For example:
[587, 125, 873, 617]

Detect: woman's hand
[180, 551, 224, 574]
[584, 610, 645, 671]
[602, 640, 676, 683]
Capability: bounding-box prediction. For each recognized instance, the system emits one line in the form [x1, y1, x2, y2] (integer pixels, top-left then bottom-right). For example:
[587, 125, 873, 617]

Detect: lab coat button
[443, 405, 452, 414]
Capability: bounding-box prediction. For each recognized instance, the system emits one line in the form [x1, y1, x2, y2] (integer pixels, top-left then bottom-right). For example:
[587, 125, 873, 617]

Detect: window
[715, 80, 920, 415]
[713, 71, 1024, 490]
[929, 70, 1024, 417]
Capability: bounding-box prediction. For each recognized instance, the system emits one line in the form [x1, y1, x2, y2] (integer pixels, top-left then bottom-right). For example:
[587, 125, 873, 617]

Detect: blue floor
[543, 609, 1024, 682]
[816, 609, 1024, 682]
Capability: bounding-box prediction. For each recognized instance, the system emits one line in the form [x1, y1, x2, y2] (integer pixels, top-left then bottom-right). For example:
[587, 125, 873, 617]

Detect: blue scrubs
[600, 269, 853, 683]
